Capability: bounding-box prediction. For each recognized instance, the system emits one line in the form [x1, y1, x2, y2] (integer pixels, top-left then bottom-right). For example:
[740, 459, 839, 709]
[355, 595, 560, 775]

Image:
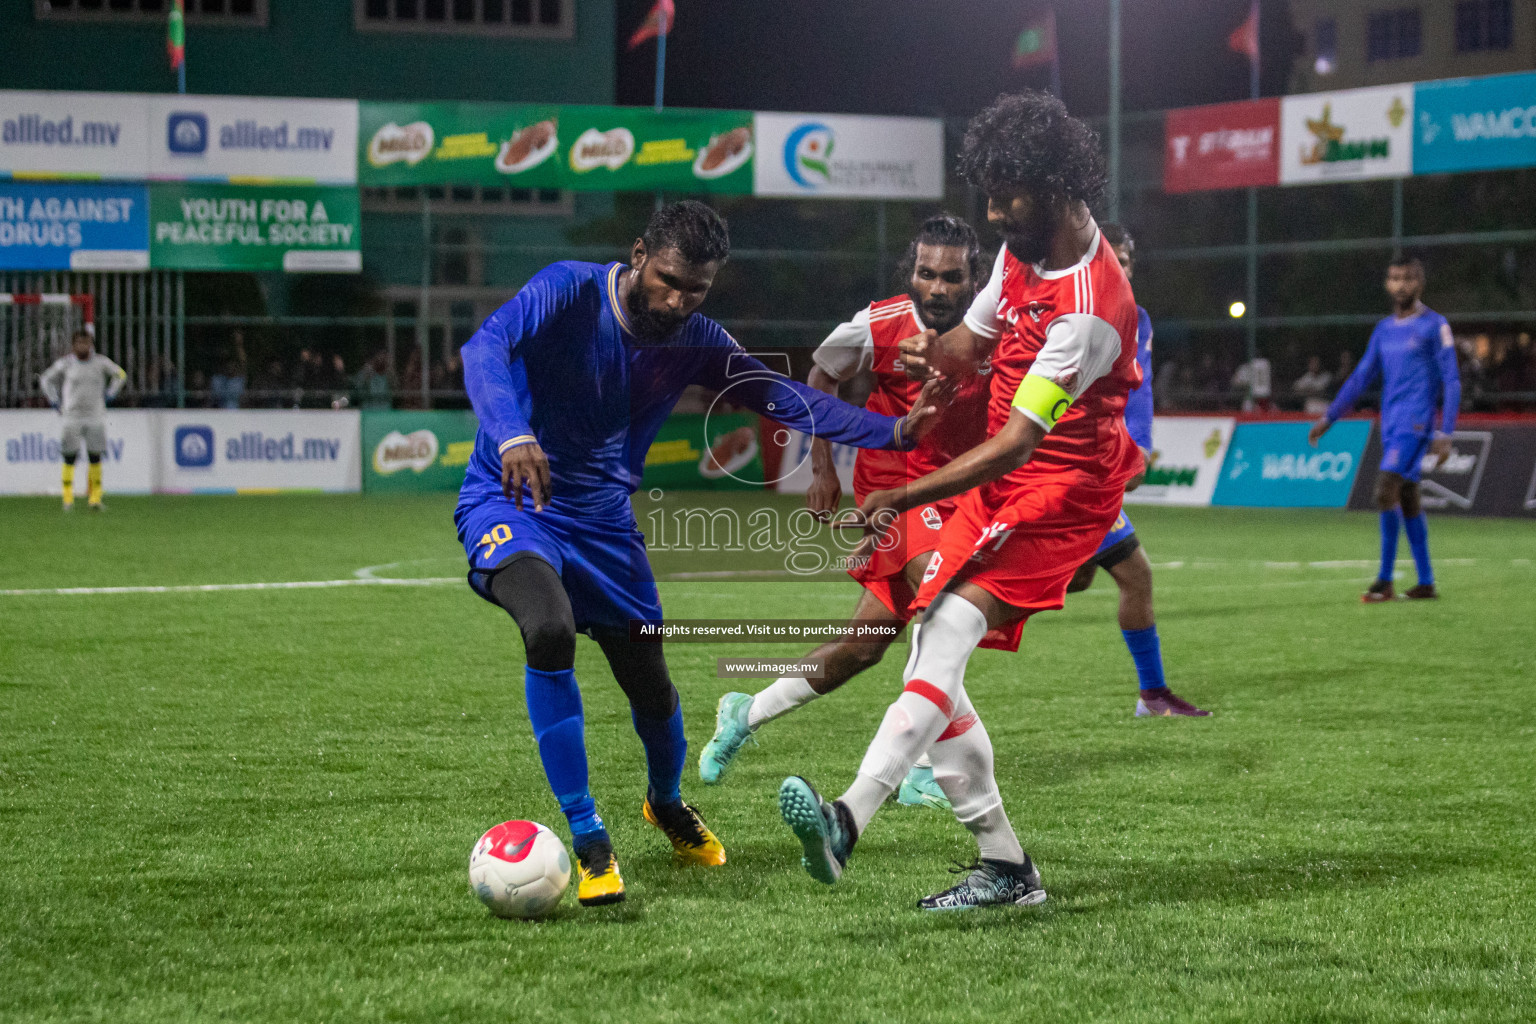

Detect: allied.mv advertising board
[157, 410, 361, 494]
[0, 410, 155, 496]
[0, 90, 151, 180]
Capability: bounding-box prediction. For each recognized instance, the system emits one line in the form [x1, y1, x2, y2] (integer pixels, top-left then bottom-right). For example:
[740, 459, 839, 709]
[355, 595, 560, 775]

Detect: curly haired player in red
[697, 214, 990, 808]
[778, 91, 1148, 911]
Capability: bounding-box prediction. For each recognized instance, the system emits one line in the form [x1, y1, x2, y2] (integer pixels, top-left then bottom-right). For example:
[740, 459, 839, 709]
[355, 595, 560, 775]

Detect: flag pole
[653, 8, 668, 113]
[1245, 0, 1261, 369]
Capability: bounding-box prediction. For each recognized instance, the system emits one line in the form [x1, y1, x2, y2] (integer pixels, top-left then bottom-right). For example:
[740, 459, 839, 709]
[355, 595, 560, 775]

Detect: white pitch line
[0, 577, 460, 598]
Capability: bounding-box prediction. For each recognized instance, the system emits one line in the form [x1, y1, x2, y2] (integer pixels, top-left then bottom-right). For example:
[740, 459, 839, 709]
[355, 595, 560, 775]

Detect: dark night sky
[615, 0, 1301, 119]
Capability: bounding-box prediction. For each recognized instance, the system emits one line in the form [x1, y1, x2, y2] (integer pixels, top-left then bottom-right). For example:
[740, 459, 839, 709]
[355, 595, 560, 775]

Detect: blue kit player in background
[456, 201, 943, 907]
[1064, 224, 1209, 717]
[1310, 256, 1461, 602]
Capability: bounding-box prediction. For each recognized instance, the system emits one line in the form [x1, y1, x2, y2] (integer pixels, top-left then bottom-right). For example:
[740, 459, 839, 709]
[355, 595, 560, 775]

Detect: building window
[1366, 7, 1422, 62]
[1314, 17, 1337, 74]
[1455, 0, 1513, 52]
[355, 0, 573, 37]
[361, 185, 573, 216]
[35, 0, 265, 21]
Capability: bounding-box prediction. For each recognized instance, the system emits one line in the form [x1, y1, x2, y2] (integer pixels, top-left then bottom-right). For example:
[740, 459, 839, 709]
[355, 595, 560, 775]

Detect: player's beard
[910, 293, 964, 335]
[626, 284, 689, 341]
[997, 202, 1058, 266]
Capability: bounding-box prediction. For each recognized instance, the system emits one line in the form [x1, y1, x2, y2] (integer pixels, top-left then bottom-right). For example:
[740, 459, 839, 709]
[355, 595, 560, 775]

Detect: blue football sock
[1378, 509, 1403, 582]
[1122, 625, 1168, 694]
[1404, 512, 1434, 586]
[524, 666, 604, 840]
[631, 703, 686, 807]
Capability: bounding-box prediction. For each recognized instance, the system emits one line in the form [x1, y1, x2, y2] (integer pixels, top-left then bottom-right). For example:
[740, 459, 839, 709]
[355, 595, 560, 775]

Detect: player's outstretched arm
[1432, 318, 1461, 466]
[692, 342, 933, 452]
[1314, 334, 1384, 445]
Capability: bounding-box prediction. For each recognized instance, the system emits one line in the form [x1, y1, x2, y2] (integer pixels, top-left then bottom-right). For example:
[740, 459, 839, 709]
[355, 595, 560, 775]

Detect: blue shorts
[1089, 508, 1139, 567]
[1380, 431, 1432, 483]
[456, 498, 662, 635]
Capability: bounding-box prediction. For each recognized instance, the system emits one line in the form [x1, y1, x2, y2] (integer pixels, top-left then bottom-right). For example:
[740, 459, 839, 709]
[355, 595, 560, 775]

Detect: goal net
[0, 293, 94, 408]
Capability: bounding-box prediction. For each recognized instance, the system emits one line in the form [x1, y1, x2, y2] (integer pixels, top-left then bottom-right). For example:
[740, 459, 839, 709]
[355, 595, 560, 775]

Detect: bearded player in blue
[457, 201, 940, 907]
[1065, 224, 1209, 716]
[1310, 256, 1461, 602]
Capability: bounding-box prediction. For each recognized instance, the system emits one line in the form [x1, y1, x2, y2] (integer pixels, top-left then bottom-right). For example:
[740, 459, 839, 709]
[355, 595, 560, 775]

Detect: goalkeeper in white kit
[39, 330, 126, 510]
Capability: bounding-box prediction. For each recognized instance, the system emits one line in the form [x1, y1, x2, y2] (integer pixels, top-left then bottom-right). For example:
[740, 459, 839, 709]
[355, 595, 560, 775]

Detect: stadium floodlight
[1228, 301, 1247, 319]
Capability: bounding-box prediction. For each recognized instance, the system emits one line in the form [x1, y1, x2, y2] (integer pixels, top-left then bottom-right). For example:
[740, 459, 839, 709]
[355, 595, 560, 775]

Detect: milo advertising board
[360, 102, 755, 194]
[362, 411, 479, 493]
[641, 413, 764, 491]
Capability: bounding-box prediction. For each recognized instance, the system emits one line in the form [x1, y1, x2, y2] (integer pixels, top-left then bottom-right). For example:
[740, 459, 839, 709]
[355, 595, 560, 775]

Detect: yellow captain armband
[1011, 374, 1073, 431]
[498, 435, 537, 455]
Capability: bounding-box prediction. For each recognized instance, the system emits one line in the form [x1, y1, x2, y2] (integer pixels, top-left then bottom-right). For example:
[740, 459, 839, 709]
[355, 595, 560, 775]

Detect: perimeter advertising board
[1414, 70, 1536, 175]
[0, 410, 155, 495]
[0, 182, 149, 270]
[0, 91, 358, 185]
[1163, 100, 1280, 193]
[149, 184, 361, 272]
[360, 102, 755, 194]
[1124, 417, 1235, 507]
[146, 95, 358, 185]
[1212, 420, 1372, 507]
[157, 410, 361, 494]
[1280, 84, 1415, 185]
[361, 410, 479, 493]
[1350, 423, 1536, 517]
[752, 112, 944, 199]
[0, 90, 150, 180]
[640, 413, 765, 491]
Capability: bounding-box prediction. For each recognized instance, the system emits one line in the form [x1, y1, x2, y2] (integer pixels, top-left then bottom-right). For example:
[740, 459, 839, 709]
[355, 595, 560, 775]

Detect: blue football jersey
[1122, 305, 1154, 452]
[458, 261, 911, 520]
[1328, 305, 1461, 437]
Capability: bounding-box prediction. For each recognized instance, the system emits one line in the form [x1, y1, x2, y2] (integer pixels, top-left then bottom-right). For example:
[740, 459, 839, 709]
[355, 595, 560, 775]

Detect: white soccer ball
[468, 820, 571, 919]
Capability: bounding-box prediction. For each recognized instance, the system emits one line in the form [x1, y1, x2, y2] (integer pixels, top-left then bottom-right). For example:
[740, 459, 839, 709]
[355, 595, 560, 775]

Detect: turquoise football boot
[698, 692, 755, 784]
[897, 763, 952, 810]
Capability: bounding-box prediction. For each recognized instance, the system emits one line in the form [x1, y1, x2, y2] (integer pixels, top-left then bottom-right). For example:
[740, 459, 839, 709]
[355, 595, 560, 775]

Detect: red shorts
[912, 473, 1127, 652]
[846, 499, 954, 619]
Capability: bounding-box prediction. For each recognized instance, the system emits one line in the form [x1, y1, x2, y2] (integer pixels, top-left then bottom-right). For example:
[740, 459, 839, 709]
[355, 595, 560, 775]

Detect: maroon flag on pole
[1228, 1, 1259, 61]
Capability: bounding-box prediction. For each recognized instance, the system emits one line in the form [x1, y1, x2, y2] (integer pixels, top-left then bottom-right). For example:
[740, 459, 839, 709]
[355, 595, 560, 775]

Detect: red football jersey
[853, 295, 990, 501]
[974, 235, 1143, 508]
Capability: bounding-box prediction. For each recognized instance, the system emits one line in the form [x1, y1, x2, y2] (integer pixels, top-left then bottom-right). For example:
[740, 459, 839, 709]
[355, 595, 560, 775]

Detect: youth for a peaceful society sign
[149, 184, 360, 272]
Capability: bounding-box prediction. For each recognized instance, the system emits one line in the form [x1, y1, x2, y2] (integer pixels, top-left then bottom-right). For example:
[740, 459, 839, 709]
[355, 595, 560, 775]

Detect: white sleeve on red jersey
[1014, 313, 1124, 430]
[811, 305, 875, 382]
[962, 248, 1006, 341]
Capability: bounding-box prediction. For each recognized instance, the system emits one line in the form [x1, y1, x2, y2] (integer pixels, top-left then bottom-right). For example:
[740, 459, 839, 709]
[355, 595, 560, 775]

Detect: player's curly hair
[958, 91, 1108, 211]
[895, 212, 988, 289]
[642, 200, 730, 266]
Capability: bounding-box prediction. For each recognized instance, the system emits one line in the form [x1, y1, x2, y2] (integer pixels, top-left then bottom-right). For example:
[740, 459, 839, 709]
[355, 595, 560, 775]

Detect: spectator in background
[1337, 349, 1355, 385]
[353, 350, 394, 410]
[255, 359, 288, 408]
[142, 355, 177, 407]
[399, 348, 425, 409]
[1293, 355, 1333, 415]
[433, 349, 464, 394]
[208, 329, 247, 409]
[1231, 354, 1273, 412]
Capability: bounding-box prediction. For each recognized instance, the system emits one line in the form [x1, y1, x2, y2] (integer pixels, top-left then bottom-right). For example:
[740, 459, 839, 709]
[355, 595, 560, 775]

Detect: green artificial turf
[1, 494, 1532, 1023]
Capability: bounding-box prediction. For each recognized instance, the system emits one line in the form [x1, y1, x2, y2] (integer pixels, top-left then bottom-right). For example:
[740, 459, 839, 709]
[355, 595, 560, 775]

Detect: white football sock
[839, 593, 989, 834]
[929, 687, 1024, 864]
[748, 676, 817, 730]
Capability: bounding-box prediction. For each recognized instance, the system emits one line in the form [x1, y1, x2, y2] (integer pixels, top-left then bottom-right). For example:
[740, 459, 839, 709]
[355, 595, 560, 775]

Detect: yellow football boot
[643, 797, 727, 866]
[574, 839, 626, 907]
